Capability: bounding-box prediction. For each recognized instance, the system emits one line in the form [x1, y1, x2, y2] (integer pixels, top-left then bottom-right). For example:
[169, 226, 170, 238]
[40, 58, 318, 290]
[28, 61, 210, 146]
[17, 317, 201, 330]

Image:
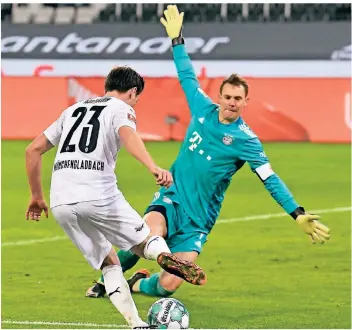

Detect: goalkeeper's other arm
[290, 207, 331, 244]
[243, 138, 331, 245]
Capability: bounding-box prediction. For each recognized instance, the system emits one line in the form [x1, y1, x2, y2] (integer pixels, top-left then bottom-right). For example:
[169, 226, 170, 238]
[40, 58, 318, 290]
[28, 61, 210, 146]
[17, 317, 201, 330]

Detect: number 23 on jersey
[61, 105, 106, 154]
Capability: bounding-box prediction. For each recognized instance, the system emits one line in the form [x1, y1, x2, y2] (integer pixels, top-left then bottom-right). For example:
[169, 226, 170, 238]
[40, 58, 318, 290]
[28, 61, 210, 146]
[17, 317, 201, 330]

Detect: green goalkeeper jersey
[158, 44, 299, 233]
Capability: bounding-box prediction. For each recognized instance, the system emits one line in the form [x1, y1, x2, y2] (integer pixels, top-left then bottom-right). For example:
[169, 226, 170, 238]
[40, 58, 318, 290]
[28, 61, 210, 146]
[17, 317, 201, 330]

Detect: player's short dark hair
[105, 66, 145, 95]
[220, 74, 249, 96]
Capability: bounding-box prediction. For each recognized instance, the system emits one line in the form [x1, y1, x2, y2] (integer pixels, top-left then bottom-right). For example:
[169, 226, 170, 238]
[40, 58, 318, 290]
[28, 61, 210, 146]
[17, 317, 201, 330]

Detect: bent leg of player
[87, 206, 170, 298]
[51, 202, 148, 329]
[86, 207, 169, 297]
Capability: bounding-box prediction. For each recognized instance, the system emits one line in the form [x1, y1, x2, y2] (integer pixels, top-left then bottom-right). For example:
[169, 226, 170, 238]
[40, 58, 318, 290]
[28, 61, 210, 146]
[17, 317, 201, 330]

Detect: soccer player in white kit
[25, 67, 206, 329]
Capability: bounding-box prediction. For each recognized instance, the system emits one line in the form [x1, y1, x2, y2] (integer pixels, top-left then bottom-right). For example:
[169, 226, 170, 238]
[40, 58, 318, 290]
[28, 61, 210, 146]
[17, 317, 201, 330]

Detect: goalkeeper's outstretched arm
[241, 137, 331, 244]
[160, 5, 213, 116]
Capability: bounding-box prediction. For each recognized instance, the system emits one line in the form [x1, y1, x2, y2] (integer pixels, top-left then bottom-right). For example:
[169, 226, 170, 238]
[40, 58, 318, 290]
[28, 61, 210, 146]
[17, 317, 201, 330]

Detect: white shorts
[51, 195, 150, 270]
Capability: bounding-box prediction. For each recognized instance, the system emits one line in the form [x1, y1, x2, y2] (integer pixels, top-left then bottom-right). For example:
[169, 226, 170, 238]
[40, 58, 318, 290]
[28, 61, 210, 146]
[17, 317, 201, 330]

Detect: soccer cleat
[157, 252, 207, 286]
[127, 269, 150, 293]
[85, 281, 106, 298]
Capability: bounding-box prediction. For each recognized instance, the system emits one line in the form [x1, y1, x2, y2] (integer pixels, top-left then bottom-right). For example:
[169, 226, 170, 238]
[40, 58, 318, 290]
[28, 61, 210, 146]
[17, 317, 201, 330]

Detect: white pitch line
[2, 206, 350, 248]
[1, 320, 127, 328]
[216, 206, 351, 224]
[1, 235, 67, 247]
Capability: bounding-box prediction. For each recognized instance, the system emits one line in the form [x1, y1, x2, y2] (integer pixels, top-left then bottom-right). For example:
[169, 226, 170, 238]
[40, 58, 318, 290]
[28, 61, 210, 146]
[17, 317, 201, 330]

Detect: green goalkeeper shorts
[144, 191, 208, 254]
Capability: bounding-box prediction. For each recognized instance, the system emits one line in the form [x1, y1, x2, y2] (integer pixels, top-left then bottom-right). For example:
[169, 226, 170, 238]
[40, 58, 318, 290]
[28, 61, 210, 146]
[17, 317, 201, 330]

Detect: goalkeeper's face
[218, 83, 248, 123]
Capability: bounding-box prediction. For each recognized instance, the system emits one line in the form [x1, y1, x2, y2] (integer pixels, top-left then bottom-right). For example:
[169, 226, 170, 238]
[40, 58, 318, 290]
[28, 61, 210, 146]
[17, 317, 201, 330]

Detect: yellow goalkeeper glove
[160, 5, 184, 39]
[296, 213, 331, 244]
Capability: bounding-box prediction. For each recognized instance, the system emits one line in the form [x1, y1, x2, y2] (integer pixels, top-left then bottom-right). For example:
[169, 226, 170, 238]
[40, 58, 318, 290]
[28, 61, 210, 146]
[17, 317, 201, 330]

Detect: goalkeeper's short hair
[220, 74, 249, 96]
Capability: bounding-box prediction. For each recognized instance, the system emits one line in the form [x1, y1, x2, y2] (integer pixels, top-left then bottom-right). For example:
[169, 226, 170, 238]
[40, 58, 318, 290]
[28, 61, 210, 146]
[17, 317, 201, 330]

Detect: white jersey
[44, 96, 137, 208]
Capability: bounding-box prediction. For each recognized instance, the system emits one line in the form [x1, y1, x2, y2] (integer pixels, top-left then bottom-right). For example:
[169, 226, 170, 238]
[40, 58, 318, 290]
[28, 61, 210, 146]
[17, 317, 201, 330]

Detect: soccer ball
[147, 298, 190, 329]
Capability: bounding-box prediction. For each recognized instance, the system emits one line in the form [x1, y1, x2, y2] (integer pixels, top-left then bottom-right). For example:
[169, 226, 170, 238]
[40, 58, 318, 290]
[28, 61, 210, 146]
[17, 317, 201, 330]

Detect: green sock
[139, 273, 175, 297]
[97, 250, 140, 284]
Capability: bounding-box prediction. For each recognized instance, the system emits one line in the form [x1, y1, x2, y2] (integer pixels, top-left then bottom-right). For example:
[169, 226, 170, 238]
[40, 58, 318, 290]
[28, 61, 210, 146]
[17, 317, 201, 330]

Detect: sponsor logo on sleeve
[127, 113, 136, 124]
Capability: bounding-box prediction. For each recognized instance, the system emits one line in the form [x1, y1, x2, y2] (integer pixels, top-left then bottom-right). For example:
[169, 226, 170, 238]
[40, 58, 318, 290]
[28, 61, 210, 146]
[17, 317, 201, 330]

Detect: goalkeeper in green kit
[86, 5, 331, 299]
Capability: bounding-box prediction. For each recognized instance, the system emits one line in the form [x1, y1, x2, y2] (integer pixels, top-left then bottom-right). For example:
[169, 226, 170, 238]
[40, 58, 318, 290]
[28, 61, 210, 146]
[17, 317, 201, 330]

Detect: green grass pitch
[2, 141, 351, 329]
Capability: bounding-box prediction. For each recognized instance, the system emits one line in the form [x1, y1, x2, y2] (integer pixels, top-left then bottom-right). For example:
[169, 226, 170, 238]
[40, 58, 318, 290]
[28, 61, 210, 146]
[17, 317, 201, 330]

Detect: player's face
[218, 84, 248, 123]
